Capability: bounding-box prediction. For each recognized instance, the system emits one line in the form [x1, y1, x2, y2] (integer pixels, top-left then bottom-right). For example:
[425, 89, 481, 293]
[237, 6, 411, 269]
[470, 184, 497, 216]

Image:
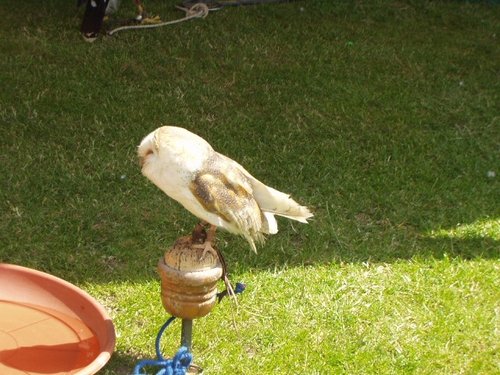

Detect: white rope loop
[183, 3, 209, 18]
[107, 3, 209, 36]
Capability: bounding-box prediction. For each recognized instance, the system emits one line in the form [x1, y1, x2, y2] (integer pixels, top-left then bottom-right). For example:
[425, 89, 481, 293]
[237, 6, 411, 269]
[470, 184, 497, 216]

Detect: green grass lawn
[1, 0, 499, 374]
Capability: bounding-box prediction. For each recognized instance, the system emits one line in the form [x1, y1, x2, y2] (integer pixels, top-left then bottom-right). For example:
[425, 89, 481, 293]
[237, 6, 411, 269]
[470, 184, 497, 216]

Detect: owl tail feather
[252, 182, 313, 224]
[244, 231, 265, 254]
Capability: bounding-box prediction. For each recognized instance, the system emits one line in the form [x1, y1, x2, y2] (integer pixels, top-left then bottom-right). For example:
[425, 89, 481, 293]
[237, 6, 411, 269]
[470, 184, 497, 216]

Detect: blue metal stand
[132, 282, 246, 374]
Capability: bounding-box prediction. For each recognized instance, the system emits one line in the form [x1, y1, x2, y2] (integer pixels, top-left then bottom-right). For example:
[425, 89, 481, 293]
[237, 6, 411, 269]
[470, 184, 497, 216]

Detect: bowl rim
[0, 263, 116, 375]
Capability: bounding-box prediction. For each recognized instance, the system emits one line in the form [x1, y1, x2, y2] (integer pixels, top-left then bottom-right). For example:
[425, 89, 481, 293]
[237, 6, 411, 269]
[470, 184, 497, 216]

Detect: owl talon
[192, 241, 217, 260]
[201, 243, 213, 260]
[190, 223, 218, 260]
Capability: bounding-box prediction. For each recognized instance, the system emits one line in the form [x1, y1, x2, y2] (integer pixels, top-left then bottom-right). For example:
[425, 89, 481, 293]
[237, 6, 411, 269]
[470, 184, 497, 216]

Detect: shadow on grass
[220, 229, 499, 274]
[101, 351, 138, 375]
[2, 208, 497, 285]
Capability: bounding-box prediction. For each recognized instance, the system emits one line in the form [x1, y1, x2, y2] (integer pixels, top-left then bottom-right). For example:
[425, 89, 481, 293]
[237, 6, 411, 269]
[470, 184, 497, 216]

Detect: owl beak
[139, 149, 154, 168]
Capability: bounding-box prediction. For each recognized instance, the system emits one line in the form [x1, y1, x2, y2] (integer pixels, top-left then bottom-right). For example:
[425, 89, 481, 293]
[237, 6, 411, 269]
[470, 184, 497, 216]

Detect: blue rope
[133, 317, 193, 375]
[155, 316, 177, 360]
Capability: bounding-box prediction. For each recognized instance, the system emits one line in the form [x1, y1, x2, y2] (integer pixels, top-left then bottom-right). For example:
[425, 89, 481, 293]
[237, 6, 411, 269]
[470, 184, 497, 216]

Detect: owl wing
[189, 155, 265, 252]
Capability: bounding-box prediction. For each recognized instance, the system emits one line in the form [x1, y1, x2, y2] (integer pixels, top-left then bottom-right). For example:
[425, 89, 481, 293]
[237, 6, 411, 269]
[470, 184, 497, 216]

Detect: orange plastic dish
[0, 263, 115, 375]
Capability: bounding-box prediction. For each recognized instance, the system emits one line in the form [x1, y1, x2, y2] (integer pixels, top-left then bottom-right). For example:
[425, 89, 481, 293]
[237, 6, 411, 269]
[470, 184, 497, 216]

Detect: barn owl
[138, 126, 313, 253]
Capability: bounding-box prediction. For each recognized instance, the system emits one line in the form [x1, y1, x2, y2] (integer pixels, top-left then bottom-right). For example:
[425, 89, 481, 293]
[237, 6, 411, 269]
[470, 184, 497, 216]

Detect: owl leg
[203, 224, 217, 256]
[191, 223, 237, 304]
[201, 225, 217, 260]
[191, 222, 217, 259]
